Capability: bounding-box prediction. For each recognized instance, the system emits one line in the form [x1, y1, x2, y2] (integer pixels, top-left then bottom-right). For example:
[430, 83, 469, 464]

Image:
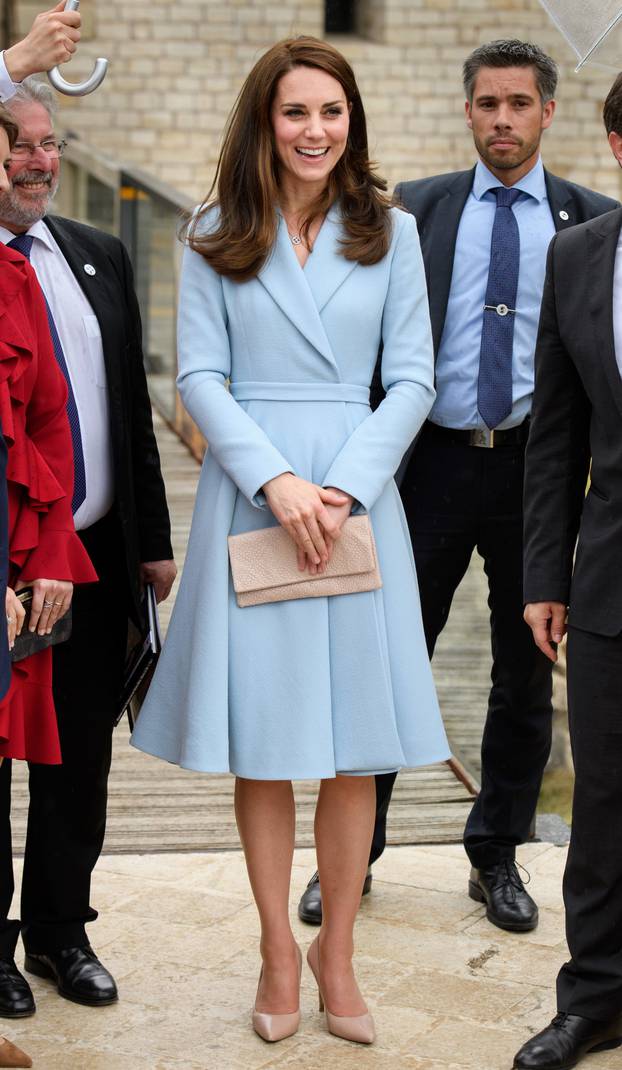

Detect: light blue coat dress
[131, 204, 450, 779]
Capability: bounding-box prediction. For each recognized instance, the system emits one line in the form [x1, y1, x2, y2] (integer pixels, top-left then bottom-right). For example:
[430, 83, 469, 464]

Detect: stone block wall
[14, 0, 622, 201]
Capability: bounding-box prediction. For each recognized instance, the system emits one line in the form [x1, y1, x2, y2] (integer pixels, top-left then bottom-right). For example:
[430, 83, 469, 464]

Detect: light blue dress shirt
[430, 157, 555, 430]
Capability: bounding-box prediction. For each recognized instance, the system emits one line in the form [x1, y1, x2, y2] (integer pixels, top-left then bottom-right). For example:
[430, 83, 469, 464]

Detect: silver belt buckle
[470, 427, 495, 448]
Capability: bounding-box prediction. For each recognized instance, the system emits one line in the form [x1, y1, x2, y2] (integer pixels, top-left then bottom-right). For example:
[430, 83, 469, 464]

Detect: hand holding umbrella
[47, 0, 108, 96]
[3, 0, 81, 81]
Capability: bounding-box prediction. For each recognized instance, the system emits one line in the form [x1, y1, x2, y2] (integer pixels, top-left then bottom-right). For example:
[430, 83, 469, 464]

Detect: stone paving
[5, 842, 618, 1070]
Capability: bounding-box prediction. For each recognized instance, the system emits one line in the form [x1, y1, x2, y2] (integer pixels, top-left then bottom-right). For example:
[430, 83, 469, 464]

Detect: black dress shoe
[468, 860, 538, 932]
[297, 867, 373, 925]
[0, 960, 35, 1019]
[24, 946, 118, 1007]
[513, 1012, 622, 1069]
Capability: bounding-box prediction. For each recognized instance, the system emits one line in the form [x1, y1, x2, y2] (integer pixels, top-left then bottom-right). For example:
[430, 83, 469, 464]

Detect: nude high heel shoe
[307, 937, 375, 1045]
[252, 944, 302, 1042]
[0, 1037, 32, 1068]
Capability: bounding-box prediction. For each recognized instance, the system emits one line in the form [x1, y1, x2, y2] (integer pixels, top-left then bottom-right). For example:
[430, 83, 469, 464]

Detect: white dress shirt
[0, 220, 114, 530]
[0, 53, 17, 103]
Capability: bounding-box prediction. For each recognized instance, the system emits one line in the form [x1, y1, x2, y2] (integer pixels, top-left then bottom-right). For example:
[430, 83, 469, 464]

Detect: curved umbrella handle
[47, 0, 108, 97]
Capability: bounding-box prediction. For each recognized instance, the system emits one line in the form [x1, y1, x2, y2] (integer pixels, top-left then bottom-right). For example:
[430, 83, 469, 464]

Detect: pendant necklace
[289, 232, 302, 246]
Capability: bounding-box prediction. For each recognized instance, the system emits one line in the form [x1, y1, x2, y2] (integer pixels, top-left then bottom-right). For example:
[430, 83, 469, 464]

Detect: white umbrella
[538, 0, 622, 70]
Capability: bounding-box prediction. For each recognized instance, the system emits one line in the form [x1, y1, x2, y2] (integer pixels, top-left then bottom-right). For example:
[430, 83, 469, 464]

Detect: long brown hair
[186, 36, 392, 280]
[0, 106, 18, 150]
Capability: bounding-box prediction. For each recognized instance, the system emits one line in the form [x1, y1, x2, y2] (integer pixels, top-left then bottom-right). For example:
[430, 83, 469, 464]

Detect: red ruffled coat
[0, 242, 98, 763]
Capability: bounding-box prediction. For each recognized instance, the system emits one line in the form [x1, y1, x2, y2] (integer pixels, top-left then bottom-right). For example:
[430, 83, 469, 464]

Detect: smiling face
[271, 65, 350, 200]
[466, 66, 555, 184]
[0, 101, 60, 232]
[0, 129, 11, 195]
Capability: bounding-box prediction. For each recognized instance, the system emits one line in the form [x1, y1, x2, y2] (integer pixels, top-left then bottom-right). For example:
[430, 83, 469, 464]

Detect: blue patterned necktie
[477, 186, 522, 430]
[8, 233, 87, 512]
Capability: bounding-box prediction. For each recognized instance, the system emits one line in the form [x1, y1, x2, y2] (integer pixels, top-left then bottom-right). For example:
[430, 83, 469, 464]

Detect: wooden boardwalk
[12, 413, 493, 854]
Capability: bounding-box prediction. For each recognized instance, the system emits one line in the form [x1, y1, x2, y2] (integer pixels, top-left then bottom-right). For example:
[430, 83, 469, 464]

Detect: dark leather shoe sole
[298, 871, 373, 925]
[0, 965, 36, 1019]
[0, 1003, 35, 1020]
[468, 879, 539, 932]
[513, 1036, 622, 1070]
[23, 955, 118, 1008]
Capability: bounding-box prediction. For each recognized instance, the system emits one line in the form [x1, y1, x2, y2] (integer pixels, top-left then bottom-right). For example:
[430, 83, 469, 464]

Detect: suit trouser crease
[556, 625, 622, 1020]
[372, 432, 553, 869]
[0, 511, 129, 954]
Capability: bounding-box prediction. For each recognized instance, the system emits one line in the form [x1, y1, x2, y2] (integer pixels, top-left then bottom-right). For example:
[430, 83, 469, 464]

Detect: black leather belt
[423, 419, 530, 448]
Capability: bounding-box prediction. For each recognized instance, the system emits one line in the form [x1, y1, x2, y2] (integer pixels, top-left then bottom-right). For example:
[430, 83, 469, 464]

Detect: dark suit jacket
[371, 167, 619, 484]
[44, 215, 173, 621]
[523, 207, 622, 636]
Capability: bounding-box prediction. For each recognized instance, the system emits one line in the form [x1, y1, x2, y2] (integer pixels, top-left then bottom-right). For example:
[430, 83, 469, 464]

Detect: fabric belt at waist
[230, 381, 370, 404]
[423, 419, 530, 448]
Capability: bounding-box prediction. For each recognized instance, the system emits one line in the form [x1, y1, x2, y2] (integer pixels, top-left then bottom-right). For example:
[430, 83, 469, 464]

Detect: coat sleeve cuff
[18, 529, 99, 585]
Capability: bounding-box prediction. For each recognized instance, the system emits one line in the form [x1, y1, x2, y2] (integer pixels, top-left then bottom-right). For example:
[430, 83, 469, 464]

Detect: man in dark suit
[298, 39, 617, 933]
[513, 75, 622, 1070]
[0, 76, 176, 1018]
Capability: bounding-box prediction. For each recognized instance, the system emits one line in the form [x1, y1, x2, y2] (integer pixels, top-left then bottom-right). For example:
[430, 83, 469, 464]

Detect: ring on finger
[6, 615, 14, 624]
[43, 599, 55, 608]
[53, 601, 63, 606]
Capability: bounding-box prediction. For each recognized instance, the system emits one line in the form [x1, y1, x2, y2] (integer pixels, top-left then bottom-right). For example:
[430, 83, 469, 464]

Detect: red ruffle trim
[17, 526, 97, 584]
[0, 648, 61, 764]
[0, 329, 97, 584]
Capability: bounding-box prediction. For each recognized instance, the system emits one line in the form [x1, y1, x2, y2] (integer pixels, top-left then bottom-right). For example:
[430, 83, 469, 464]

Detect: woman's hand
[5, 588, 26, 651]
[303, 489, 354, 575]
[262, 473, 350, 572]
[15, 578, 73, 636]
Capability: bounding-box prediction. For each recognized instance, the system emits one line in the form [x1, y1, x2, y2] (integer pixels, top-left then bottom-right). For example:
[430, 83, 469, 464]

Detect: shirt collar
[0, 218, 54, 250]
[472, 156, 547, 204]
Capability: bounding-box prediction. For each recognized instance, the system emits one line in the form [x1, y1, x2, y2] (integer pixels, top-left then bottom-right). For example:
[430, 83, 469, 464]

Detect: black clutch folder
[116, 583, 161, 729]
[11, 587, 72, 663]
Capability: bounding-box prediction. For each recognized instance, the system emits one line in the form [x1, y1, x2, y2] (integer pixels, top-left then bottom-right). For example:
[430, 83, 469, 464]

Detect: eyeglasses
[10, 139, 67, 160]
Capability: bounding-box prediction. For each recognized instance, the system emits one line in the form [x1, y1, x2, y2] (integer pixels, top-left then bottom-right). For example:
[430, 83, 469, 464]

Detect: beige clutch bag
[228, 514, 382, 608]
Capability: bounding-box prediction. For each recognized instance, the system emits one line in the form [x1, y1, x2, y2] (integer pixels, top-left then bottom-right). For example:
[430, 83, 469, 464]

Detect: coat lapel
[586, 207, 622, 420]
[303, 205, 358, 312]
[545, 171, 577, 233]
[422, 169, 473, 356]
[258, 214, 337, 371]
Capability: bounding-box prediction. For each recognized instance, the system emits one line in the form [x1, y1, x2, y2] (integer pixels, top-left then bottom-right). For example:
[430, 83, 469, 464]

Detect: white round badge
[84, 263, 96, 276]
[559, 210, 569, 221]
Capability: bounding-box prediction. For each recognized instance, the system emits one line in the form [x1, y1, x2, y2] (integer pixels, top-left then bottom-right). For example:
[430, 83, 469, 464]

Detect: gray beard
[0, 178, 58, 229]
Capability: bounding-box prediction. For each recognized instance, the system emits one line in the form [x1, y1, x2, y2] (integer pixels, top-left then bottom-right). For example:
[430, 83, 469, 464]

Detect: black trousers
[557, 625, 622, 1020]
[370, 425, 553, 870]
[0, 511, 129, 957]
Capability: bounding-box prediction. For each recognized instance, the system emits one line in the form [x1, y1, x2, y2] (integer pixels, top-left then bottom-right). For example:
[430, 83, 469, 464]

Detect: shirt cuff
[0, 52, 18, 103]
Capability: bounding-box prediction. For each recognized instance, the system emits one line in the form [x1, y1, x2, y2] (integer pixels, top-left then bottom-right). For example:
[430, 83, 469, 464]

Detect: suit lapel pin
[559, 210, 569, 221]
[84, 263, 96, 276]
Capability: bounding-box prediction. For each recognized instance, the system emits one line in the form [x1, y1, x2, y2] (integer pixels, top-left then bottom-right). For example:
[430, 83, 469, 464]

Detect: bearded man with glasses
[0, 69, 176, 1019]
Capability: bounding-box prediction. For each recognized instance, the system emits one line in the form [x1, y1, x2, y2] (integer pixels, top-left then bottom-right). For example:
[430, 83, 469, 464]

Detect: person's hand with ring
[15, 578, 73, 635]
[262, 473, 351, 574]
[5, 588, 26, 650]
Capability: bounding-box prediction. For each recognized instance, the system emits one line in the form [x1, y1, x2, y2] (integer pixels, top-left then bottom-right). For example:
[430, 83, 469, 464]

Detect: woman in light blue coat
[132, 37, 449, 1046]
